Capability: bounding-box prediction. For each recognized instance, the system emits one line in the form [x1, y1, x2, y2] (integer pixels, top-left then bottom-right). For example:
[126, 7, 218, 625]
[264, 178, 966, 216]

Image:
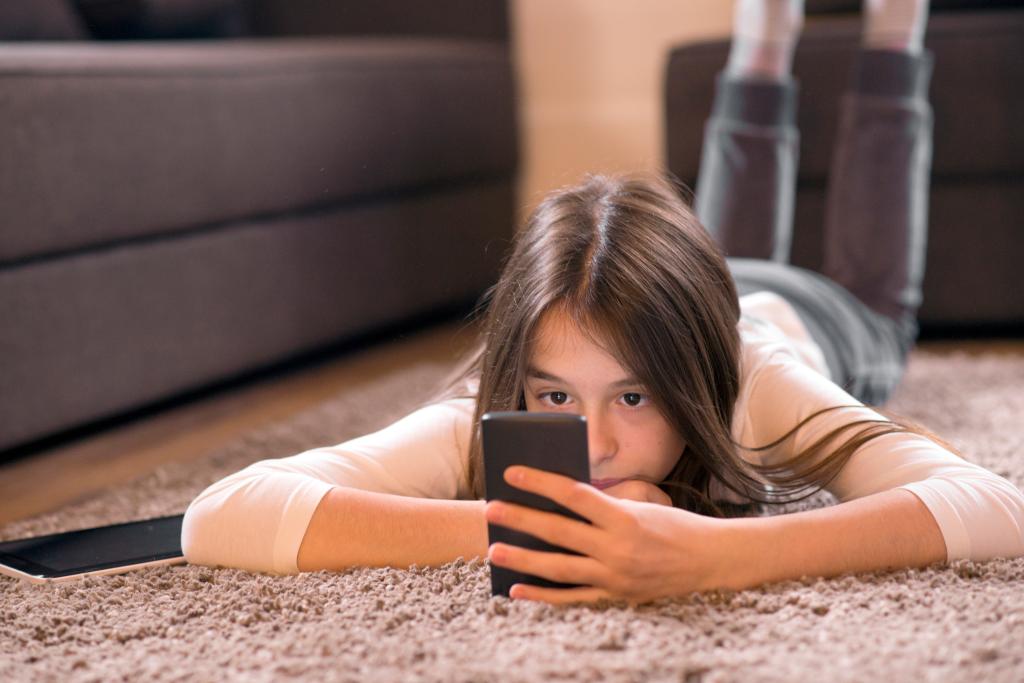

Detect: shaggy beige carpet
[2, 343, 1023, 682]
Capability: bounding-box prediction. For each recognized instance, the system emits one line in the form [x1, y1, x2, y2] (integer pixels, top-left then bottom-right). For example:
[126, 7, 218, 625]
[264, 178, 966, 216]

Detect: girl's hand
[485, 466, 730, 606]
[601, 479, 673, 507]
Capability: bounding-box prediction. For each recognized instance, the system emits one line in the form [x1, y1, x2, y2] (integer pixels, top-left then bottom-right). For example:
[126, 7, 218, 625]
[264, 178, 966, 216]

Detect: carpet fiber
[2, 345, 1023, 682]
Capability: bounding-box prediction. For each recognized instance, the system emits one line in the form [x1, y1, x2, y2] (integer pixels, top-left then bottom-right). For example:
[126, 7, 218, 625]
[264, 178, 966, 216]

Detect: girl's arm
[742, 356, 1024, 567]
[181, 399, 476, 574]
[296, 487, 487, 571]
[717, 486, 946, 591]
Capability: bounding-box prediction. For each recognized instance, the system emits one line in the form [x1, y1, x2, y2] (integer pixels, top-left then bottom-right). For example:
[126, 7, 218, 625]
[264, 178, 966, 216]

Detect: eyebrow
[526, 366, 641, 389]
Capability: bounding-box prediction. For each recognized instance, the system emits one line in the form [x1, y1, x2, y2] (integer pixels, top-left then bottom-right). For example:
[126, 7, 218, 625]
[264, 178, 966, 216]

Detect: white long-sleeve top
[181, 292, 1024, 575]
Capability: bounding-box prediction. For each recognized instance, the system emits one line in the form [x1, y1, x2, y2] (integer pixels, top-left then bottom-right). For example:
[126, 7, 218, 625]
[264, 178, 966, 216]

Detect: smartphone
[0, 514, 186, 584]
[482, 411, 591, 597]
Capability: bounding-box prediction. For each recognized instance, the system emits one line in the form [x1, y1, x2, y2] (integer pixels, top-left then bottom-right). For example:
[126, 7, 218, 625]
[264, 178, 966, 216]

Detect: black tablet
[0, 514, 186, 584]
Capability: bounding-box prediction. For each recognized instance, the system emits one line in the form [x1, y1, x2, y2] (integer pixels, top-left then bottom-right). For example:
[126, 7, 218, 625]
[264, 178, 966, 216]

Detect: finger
[488, 541, 609, 588]
[501, 465, 624, 530]
[485, 499, 605, 559]
[507, 582, 619, 606]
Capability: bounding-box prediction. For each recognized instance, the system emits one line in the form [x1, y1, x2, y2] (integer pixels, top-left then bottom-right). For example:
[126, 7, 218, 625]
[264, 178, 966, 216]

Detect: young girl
[181, 0, 1024, 605]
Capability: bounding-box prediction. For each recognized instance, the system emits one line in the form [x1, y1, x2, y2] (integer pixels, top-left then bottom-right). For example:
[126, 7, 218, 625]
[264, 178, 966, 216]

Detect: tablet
[0, 514, 186, 584]
[482, 411, 592, 597]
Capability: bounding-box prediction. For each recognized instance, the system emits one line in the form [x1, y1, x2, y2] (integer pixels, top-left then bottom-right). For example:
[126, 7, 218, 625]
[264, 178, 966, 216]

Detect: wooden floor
[0, 328, 1020, 528]
[0, 319, 483, 527]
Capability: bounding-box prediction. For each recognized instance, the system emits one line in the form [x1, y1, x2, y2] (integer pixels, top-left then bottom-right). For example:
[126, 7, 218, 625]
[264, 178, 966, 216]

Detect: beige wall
[511, 0, 731, 218]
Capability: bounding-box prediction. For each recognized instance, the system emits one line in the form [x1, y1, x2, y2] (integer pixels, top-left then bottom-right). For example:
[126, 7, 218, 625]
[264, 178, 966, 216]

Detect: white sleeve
[180, 398, 474, 575]
[746, 355, 1024, 563]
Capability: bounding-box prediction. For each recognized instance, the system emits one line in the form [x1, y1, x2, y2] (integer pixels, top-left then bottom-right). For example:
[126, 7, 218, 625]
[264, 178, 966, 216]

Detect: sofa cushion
[0, 38, 518, 264]
[0, 0, 89, 40]
[0, 179, 513, 453]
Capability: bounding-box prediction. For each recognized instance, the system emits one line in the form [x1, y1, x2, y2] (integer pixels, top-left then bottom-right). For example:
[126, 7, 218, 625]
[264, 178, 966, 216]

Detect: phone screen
[0, 514, 184, 578]
[482, 411, 591, 597]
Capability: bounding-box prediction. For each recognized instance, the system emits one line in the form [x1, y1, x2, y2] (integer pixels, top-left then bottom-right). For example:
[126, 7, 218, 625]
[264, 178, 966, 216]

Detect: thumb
[599, 480, 649, 503]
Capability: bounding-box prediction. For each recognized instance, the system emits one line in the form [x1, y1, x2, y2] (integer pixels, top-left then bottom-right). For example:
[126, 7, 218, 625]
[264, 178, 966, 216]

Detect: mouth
[590, 478, 625, 490]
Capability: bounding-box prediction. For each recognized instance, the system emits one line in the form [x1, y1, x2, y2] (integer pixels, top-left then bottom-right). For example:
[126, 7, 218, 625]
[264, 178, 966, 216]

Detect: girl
[181, 0, 1024, 605]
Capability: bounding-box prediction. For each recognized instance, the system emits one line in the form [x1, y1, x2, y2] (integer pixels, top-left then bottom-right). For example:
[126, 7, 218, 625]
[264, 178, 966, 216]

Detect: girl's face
[523, 307, 687, 489]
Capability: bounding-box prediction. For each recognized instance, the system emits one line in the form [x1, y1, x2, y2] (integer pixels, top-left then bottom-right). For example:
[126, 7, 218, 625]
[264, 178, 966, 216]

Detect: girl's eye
[537, 391, 648, 408]
[622, 392, 645, 407]
[543, 391, 569, 406]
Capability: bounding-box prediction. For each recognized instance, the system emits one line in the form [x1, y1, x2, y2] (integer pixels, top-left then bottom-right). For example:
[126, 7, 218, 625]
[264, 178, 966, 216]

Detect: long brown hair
[422, 172, 960, 517]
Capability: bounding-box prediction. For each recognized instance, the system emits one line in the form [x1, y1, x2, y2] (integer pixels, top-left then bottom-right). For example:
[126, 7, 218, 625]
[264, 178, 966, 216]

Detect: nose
[585, 410, 617, 468]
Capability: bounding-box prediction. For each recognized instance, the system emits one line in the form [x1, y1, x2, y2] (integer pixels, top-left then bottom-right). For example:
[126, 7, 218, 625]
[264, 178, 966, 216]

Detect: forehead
[530, 307, 616, 362]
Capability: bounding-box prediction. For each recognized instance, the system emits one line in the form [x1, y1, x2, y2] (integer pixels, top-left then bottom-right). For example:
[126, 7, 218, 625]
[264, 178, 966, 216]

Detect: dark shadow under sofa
[0, 0, 519, 457]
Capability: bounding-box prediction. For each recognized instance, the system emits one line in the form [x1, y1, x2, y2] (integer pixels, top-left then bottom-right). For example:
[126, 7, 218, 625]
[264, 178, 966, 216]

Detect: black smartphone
[482, 411, 592, 597]
[0, 514, 186, 584]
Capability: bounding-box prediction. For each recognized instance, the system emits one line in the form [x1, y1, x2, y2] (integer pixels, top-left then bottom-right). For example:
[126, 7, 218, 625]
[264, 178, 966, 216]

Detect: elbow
[180, 495, 217, 569]
[959, 476, 1024, 562]
[177, 472, 314, 575]
[998, 479, 1024, 559]
[898, 473, 1024, 563]
[974, 477, 1024, 561]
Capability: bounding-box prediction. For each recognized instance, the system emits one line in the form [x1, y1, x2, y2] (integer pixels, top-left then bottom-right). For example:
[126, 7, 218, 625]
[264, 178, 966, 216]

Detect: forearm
[715, 488, 948, 592]
[296, 487, 489, 572]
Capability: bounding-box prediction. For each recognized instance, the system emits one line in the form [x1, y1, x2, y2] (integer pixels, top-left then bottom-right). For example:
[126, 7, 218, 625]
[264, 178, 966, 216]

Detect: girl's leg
[694, 0, 803, 263]
[704, 0, 934, 406]
[697, 1, 859, 393]
[791, 0, 933, 405]
[821, 0, 933, 369]
[735, 49, 934, 406]
[820, 48, 934, 366]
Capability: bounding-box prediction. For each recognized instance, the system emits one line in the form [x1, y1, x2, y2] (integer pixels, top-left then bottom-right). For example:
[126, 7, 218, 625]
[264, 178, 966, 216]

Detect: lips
[590, 478, 625, 490]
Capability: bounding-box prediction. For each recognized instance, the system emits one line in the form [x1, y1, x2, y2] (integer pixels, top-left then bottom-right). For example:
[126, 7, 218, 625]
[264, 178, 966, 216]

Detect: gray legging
[694, 49, 934, 406]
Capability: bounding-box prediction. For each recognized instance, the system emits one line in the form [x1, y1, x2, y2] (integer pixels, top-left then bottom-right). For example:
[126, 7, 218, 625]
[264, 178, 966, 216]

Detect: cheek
[652, 419, 687, 458]
[625, 417, 680, 457]
[650, 406, 683, 443]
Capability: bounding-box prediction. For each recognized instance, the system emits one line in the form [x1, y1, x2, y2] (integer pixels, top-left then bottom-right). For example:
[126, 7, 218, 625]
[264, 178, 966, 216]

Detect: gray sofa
[665, 2, 1024, 334]
[0, 0, 519, 456]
